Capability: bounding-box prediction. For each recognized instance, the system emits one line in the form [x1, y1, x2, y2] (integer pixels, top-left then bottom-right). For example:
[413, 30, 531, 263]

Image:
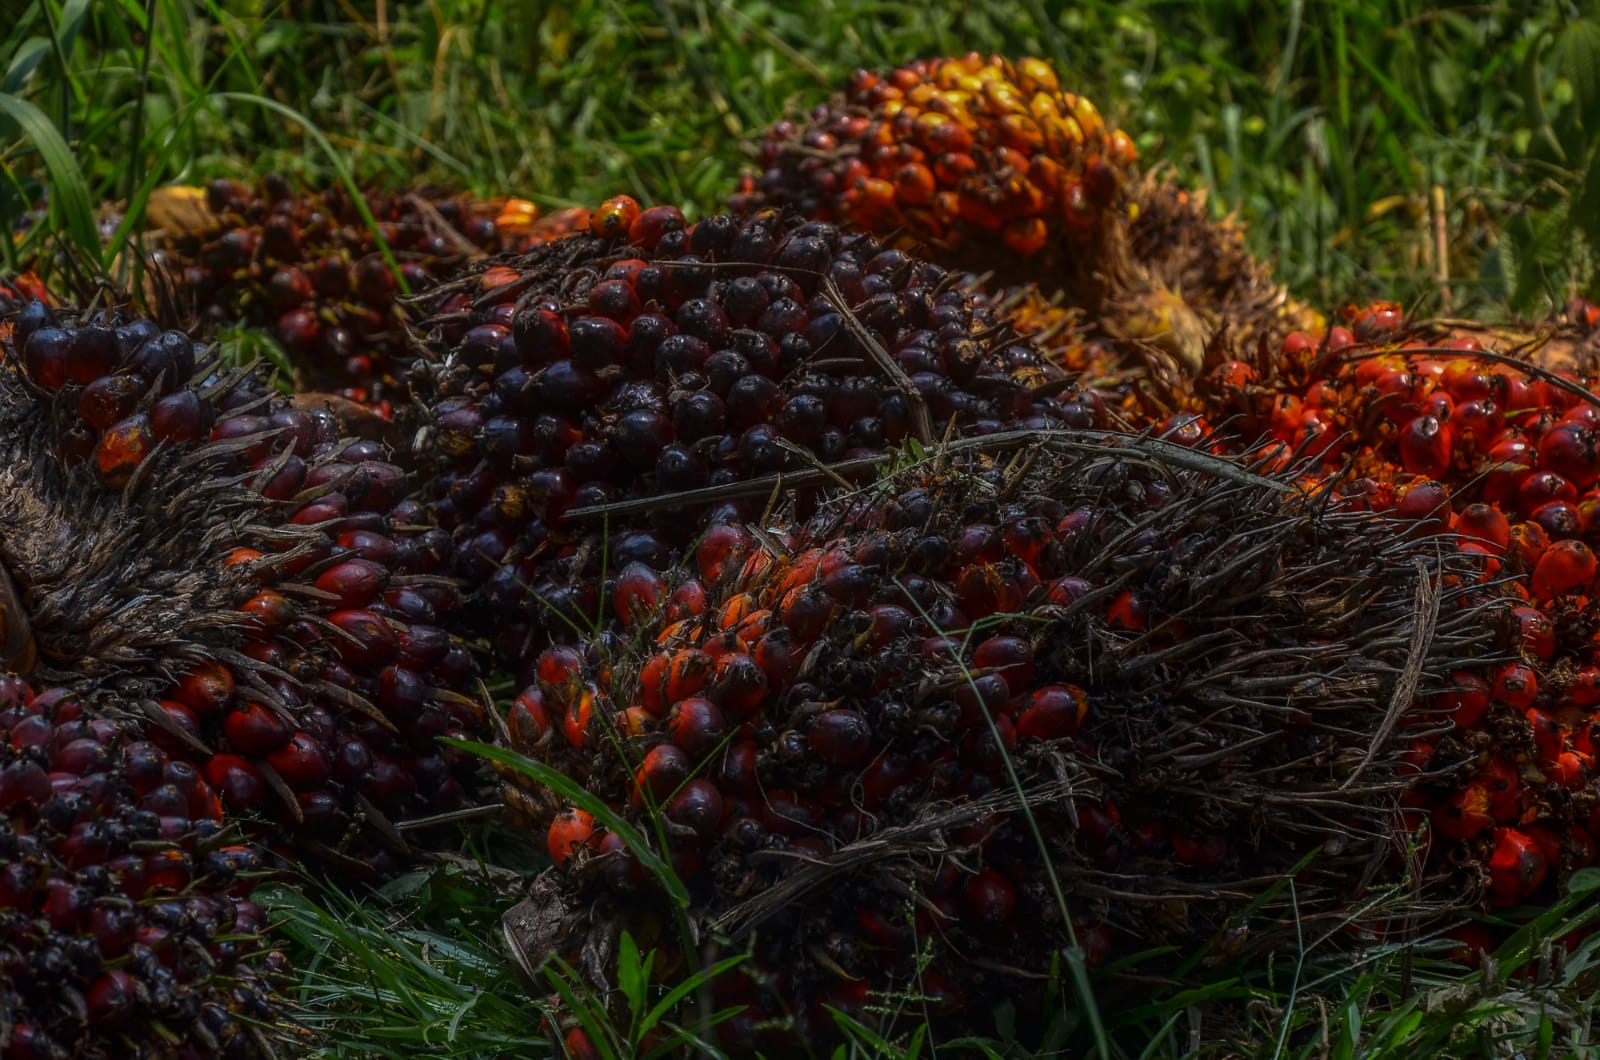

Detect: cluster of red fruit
[731, 54, 1137, 260]
[8, 300, 488, 870]
[9, 46, 1600, 1056]
[415, 195, 1105, 673]
[1181, 306, 1600, 926]
[513, 444, 1491, 1047]
[0, 676, 280, 1059]
[149, 177, 564, 413]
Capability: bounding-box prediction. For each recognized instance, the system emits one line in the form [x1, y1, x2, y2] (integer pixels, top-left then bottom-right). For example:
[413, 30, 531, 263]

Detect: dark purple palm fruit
[410, 194, 1105, 677]
[504, 441, 1495, 1049]
[147, 176, 561, 416]
[0, 676, 284, 1059]
[0, 300, 485, 873]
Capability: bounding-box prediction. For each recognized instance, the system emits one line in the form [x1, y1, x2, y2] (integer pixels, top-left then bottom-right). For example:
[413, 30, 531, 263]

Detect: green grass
[8, 0, 1600, 1056]
[5, 1, 1600, 311]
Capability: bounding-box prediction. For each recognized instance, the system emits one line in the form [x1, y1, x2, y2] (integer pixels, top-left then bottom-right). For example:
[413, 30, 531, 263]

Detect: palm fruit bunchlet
[0, 298, 485, 873]
[146, 176, 573, 413]
[732, 54, 1317, 377]
[0, 676, 282, 1059]
[411, 195, 1106, 678]
[503, 441, 1496, 1049]
[1178, 307, 1600, 937]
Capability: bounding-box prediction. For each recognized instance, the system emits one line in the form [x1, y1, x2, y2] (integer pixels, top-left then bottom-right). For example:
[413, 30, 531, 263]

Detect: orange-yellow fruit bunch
[731, 54, 1137, 262]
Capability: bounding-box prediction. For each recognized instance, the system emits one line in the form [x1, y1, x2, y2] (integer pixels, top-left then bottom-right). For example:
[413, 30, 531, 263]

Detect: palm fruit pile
[0, 299, 485, 879]
[1179, 307, 1600, 928]
[503, 442, 1496, 1047]
[731, 54, 1316, 377]
[410, 195, 1105, 685]
[147, 176, 578, 413]
[0, 676, 281, 1059]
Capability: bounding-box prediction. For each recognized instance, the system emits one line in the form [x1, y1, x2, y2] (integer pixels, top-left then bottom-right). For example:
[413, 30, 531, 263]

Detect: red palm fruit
[666, 697, 727, 757]
[509, 687, 552, 749]
[173, 661, 234, 716]
[1501, 524, 1547, 583]
[1525, 708, 1563, 765]
[632, 744, 692, 806]
[1171, 832, 1228, 868]
[1454, 503, 1509, 551]
[327, 609, 401, 666]
[667, 779, 726, 841]
[240, 589, 295, 631]
[266, 732, 333, 790]
[613, 562, 666, 628]
[1490, 662, 1539, 710]
[1479, 759, 1523, 821]
[1017, 684, 1089, 739]
[1392, 479, 1451, 533]
[972, 635, 1036, 694]
[537, 645, 585, 700]
[203, 753, 266, 811]
[94, 414, 155, 487]
[222, 702, 291, 756]
[1532, 539, 1597, 599]
[1398, 415, 1452, 477]
[1434, 784, 1493, 840]
[591, 195, 642, 239]
[1511, 606, 1556, 661]
[1487, 828, 1547, 903]
[963, 869, 1016, 927]
[1549, 751, 1591, 789]
[562, 683, 601, 748]
[808, 709, 873, 767]
[547, 808, 596, 866]
[1538, 420, 1600, 489]
[1429, 671, 1490, 728]
[713, 652, 768, 718]
[664, 650, 713, 703]
[1105, 591, 1149, 631]
[314, 559, 388, 608]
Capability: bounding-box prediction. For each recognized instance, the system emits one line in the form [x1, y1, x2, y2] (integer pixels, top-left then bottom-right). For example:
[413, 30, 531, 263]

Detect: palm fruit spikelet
[0, 297, 486, 877]
[501, 440, 1497, 1049]
[1173, 305, 1600, 939]
[145, 175, 581, 415]
[410, 195, 1106, 687]
[0, 676, 282, 1059]
[731, 54, 1319, 379]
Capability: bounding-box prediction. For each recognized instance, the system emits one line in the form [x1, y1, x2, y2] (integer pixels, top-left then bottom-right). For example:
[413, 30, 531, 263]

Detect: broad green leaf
[1551, 18, 1600, 117]
[0, 91, 100, 257]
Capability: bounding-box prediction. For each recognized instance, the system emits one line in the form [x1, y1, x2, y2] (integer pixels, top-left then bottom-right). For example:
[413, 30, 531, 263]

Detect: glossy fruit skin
[155, 176, 562, 411]
[417, 199, 1103, 674]
[0, 679, 278, 1056]
[512, 437, 1507, 1048]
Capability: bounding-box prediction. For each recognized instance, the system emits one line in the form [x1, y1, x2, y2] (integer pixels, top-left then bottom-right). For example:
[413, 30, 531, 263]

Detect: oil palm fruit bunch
[0, 675, 282, 1059]
[146, 175, 559, 414]
[410, 194, 1106, 681]
[1185, 306, 1600, 929]
[502, 440, 1495, 1048]
[1, 298, 484, 875]
[731, 54, 1317, 379]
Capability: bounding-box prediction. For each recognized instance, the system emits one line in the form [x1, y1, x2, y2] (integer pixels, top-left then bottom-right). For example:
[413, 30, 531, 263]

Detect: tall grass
[5, 1, 1600, 310]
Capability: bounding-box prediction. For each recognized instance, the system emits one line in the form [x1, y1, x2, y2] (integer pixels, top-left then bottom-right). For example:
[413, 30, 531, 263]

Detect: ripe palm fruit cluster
[732, 54, 1136, 261]
[504, 443, 1495, 1047]
[0, 676, 281, 1059]
[1, 300, 484, 874]
[412, 195, 1105, 675]
[1187, 308, 1600, 919]
[733, 54, 1316, 377]
[148, 175, 562, 413]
